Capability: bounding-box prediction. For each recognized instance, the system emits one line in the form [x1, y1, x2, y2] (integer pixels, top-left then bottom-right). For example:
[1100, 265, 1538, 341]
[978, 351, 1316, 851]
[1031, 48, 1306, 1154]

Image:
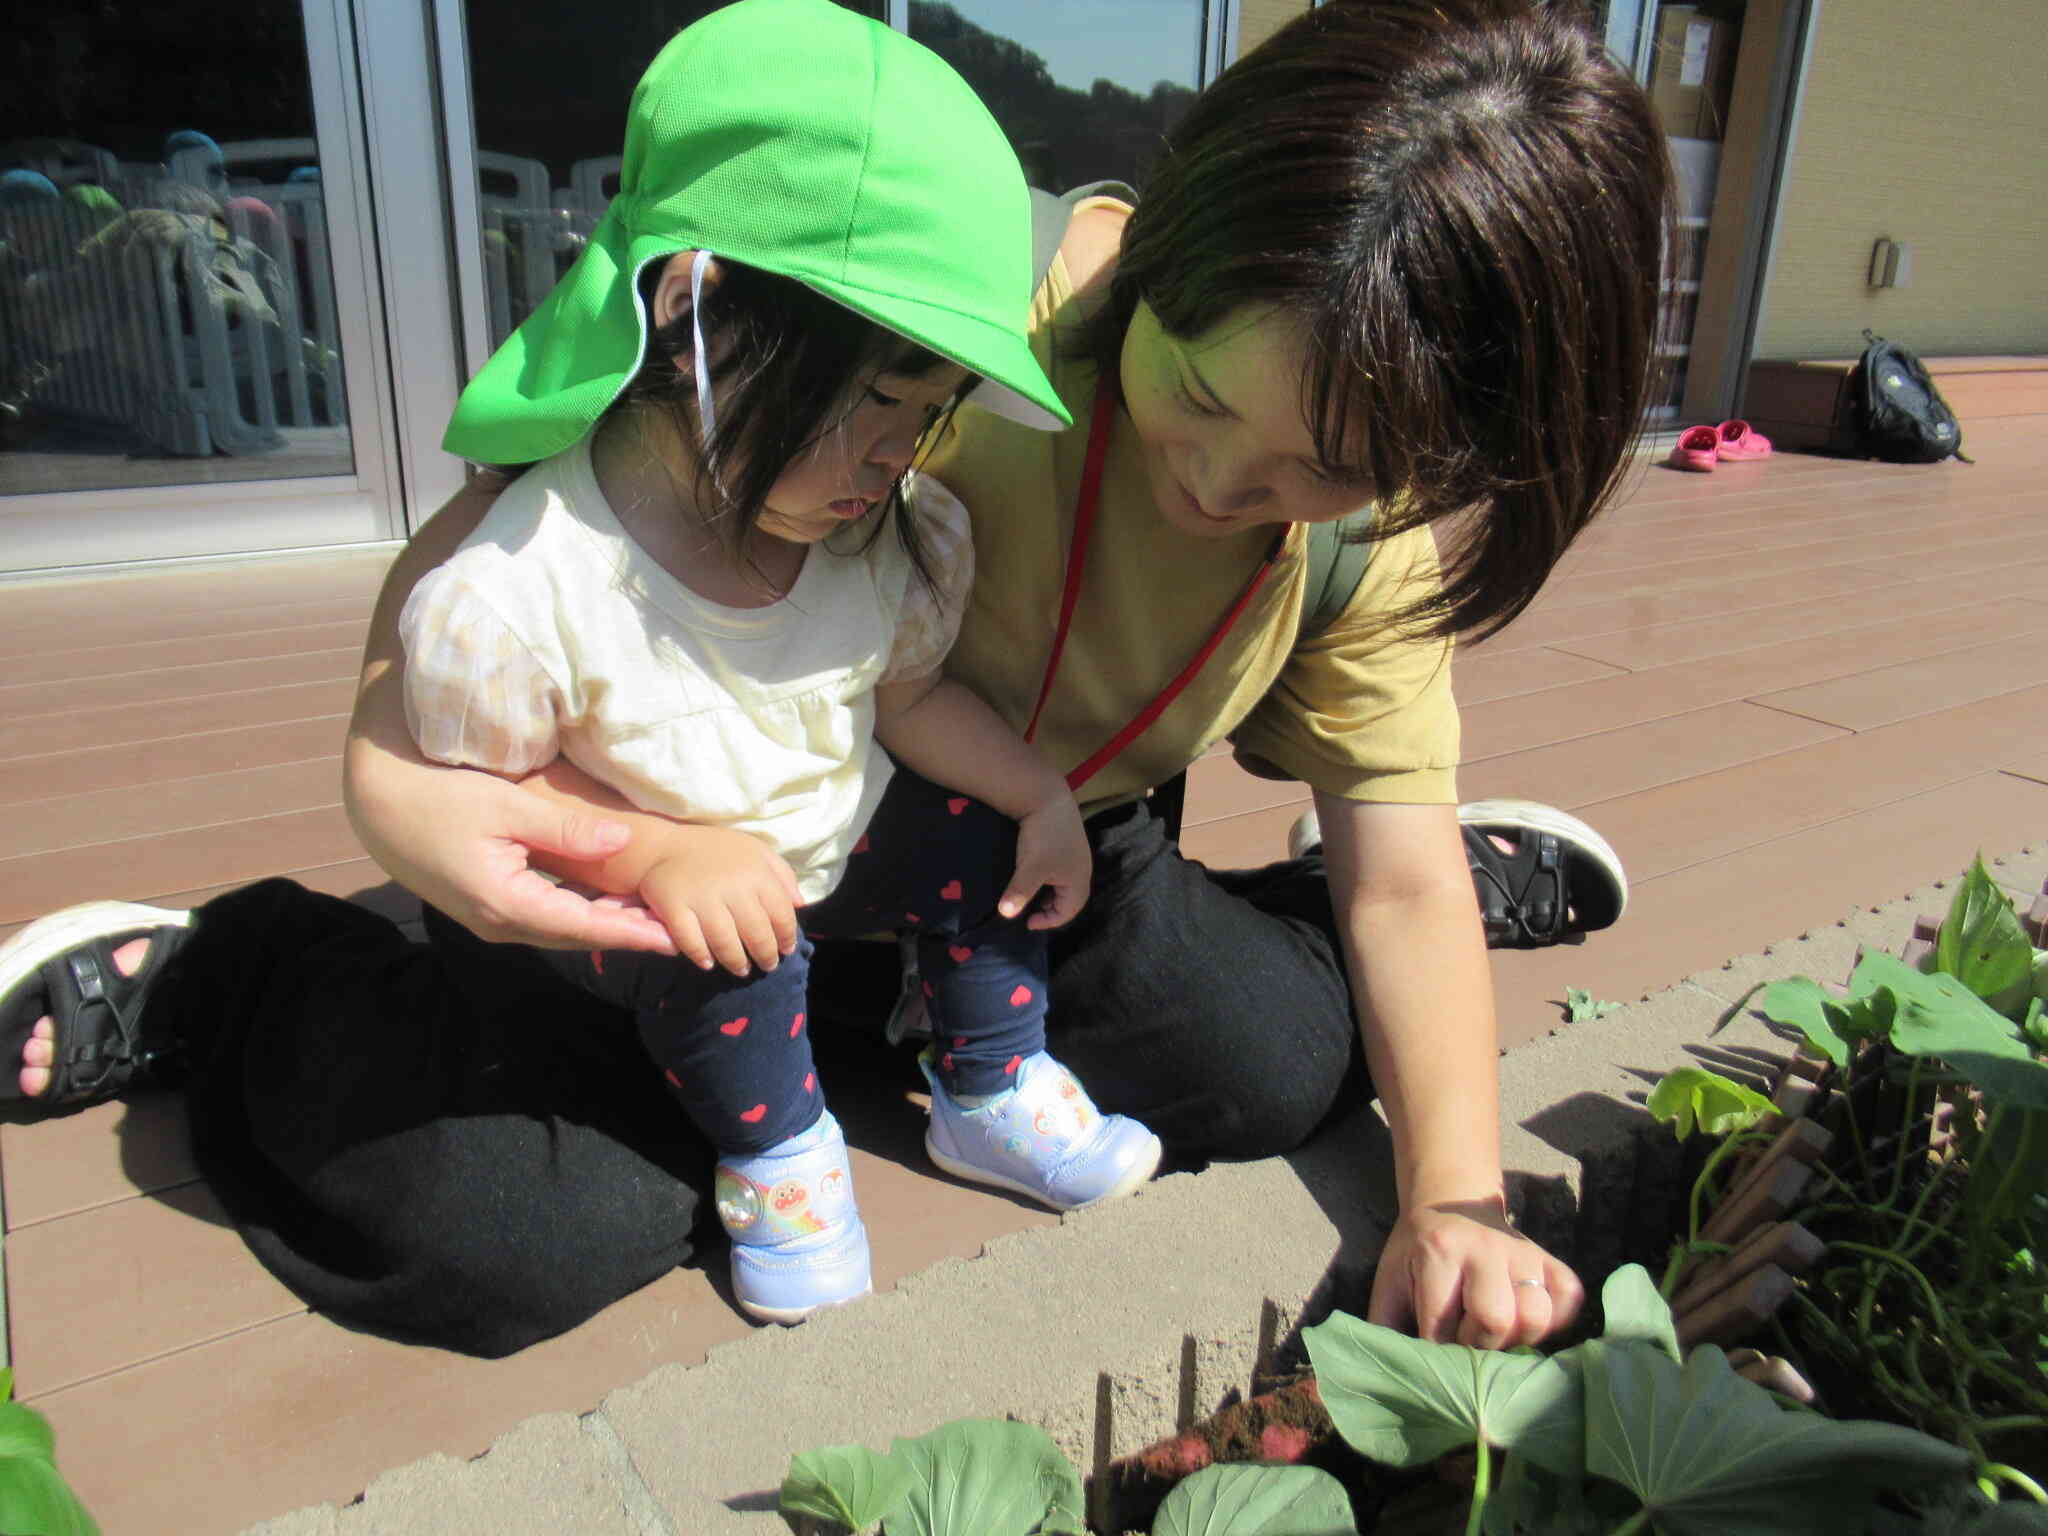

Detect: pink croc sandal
[1714, 419, 1773, 461]
[1666, 424, 1720, 472]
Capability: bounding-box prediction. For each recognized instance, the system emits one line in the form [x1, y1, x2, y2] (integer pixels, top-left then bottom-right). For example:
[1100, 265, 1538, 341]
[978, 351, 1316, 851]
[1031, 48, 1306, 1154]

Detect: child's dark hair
[1089, 0, 1673, 641]
[621, 258, 958, 593]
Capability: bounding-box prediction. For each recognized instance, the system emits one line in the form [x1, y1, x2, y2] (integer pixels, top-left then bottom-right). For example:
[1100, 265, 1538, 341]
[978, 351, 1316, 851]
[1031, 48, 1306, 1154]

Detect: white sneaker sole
[0, 900, 194, 1003]
[1458, 799, 1629, 920]
[736, 1280, 873, 1327]
[925, 1128, 1163, 1211]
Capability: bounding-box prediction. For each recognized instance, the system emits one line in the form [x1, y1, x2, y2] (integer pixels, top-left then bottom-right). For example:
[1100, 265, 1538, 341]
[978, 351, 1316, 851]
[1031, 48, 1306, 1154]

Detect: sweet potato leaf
[1303, 1313, 1582, 1476]
[0, 1401, 95, 1536]
[1874, 966, 2048, 1106]
[1582, 1340, 1970, 1534]
[888, 1419, 1083, 1536]
[1596, 1263, 1681, 1363]
[0, 1403, 53, 1467]
[1564, 987, 1622, 1022]
[1758, 977, 1854, 1066]
[1646, 1067, 1774, 1140]
[1935, 857, 2034, 1004]
[1940, 1050, 2048, 1111]
[780, 1441, 913, 1533]
[1823, 951, 2048, 1106]
[1150, 1463, 1357, 1536]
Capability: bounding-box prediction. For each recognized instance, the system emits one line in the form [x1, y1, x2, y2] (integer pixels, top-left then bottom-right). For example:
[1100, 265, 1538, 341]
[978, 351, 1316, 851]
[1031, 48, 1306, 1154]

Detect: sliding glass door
[0, 0, 416, 572]
[2, 0, 1284, 576]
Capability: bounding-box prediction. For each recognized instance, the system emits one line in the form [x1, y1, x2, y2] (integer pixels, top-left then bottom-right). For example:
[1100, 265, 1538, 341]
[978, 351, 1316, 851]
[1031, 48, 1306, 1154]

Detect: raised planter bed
[777, 859, 2048, 1534]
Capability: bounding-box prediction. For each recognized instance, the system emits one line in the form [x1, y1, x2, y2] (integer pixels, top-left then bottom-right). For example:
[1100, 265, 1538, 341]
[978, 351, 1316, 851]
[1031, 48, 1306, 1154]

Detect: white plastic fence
[1, 136, 347, 457]
[476, 152, 620, 348]
[3, 137, 622, 456]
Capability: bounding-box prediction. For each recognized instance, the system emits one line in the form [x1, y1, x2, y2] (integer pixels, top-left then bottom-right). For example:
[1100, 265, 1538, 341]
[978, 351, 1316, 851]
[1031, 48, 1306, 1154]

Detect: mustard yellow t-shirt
[924, 208, 1460, 816]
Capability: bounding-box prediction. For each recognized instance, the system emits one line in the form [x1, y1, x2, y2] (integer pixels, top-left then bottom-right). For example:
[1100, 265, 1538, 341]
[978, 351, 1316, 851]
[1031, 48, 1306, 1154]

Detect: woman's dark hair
[619, 257, 959, 593]
[1090, 0, 1673, 641]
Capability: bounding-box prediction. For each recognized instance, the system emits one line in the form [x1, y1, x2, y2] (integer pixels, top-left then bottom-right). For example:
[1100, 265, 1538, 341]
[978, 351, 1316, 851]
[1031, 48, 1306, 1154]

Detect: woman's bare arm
[341, 473, 674, 952]
[1315, 794, 1585, 1349]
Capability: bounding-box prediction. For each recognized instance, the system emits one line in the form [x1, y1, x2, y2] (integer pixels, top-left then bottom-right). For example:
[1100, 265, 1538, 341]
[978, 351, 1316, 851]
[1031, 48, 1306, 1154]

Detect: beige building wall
[1238, 0, 1314, 57]
[1755, 0, 2048, 359]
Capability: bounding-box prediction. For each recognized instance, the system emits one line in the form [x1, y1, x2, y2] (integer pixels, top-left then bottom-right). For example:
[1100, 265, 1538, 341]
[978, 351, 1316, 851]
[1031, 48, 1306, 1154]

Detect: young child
[397, 0, 1161, 1325]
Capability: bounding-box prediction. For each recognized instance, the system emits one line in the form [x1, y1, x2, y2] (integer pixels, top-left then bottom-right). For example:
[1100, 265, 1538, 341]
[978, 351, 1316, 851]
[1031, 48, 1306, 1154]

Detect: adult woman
[7, 0, 1667, 1357]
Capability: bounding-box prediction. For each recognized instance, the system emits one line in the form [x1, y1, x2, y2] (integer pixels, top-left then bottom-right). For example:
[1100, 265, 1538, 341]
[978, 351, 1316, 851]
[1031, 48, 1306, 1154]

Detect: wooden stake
[1671, 1221, 1824, 1316]
[1676, 1264, 1796, 1350]
[1701, 1157, 1815, 1247]
[1707, 1118, 1832, 1234]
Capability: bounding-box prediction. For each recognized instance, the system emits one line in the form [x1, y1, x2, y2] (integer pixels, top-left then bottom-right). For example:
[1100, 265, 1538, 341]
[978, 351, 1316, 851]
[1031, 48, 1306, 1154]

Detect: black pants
[157, 796, 1357, 1357]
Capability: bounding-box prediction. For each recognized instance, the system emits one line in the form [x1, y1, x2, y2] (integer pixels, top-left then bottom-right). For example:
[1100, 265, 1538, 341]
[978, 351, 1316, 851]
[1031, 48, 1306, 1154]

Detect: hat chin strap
[689, 247, 718, 446]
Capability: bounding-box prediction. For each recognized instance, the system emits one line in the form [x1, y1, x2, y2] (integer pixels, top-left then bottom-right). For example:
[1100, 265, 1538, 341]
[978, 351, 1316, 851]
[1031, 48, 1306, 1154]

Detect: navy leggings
[535, 765, 1049, 1153]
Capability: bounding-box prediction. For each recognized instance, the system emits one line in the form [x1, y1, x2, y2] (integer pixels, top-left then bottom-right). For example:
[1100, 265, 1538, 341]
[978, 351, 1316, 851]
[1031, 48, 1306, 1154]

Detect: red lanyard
[1022, 390, 1284, 792]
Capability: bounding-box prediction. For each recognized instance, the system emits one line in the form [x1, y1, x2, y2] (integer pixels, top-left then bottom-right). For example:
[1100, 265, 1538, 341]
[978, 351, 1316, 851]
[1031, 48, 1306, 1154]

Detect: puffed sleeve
[1228, 522, 1462, 803]
[879, 474, 976, 685]
[397, 562, 562, 775]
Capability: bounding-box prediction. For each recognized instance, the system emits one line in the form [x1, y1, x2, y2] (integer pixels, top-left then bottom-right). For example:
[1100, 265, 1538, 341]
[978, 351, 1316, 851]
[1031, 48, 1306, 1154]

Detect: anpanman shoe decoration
[713, 1109, 871, 1325]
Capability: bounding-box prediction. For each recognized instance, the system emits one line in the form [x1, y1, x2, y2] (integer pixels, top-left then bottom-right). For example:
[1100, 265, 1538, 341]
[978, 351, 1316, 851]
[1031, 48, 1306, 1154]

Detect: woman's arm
[1313, 793, 1585, 1349]
[343, 474, 672, 952]
[513, 760, 800, 976]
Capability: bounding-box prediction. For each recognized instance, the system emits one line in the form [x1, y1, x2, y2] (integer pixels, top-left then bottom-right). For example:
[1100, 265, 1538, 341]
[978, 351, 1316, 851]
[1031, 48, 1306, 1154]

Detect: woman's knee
[1181, 1048, 1356, 1161]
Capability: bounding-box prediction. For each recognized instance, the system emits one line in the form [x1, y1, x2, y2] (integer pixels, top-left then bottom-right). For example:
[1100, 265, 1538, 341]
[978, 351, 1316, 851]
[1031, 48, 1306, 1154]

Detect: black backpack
[1850, 331, 1969, 464]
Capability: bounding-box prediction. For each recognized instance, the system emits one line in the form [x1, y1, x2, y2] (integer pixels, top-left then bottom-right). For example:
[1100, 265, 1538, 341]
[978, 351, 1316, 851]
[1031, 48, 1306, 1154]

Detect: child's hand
[999, 791, 1091, 930]
[638, 827, 803, 976]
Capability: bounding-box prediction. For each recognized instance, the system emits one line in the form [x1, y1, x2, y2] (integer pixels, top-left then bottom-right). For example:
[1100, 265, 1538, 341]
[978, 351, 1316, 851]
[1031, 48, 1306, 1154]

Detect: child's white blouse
[399, 436, 973, 904]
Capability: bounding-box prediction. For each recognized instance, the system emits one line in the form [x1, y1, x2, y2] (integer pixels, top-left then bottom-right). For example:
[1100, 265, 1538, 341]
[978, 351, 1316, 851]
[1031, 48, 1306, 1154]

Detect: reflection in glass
[0, 2, 353, 494]
[462, 0, 887, 351]
[911, 0, 1205, 191]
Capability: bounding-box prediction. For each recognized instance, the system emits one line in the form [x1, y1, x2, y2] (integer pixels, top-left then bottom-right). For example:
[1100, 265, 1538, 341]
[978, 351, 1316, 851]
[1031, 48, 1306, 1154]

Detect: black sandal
[1287, 798, 1629, 949]
[0, 901, 195, 1108]
[1459, 799, 1629, 948]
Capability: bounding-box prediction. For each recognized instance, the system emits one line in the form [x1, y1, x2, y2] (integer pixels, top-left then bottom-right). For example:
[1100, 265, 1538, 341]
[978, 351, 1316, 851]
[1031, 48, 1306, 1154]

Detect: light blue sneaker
[920, 1049, 1162, 1210]
[713, 1109, 871, 1325]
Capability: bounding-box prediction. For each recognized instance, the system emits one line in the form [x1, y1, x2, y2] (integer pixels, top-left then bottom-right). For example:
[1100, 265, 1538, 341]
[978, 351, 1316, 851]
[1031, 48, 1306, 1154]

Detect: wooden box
[1741, 358, 1861, 454]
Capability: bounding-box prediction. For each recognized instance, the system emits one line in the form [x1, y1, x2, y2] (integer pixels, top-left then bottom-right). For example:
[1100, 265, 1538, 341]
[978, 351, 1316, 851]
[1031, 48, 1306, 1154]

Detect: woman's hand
[351, 760, 678, 953]
[1367, 1196, 1585, 1350]
[637, 827, 803, 976]
[1000, 789, 1092, 930]
[344, 471, 676, 954]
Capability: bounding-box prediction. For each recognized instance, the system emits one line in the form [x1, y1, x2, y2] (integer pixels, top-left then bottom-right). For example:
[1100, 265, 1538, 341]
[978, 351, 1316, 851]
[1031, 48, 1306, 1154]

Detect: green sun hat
[444, 0, 1069, 466]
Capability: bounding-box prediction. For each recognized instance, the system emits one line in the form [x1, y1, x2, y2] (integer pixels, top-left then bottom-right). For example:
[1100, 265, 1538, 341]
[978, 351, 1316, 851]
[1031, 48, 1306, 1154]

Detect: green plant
[1565, 989, 1623, 1024]
[778, 1416, 1353, 1534]
[0, 1371, 97, 1536]
[779, 1270, 1988, 1534]
[1737, 858, 2048, 1485]
[779, 859, 2048, 1535]
[1305, 1265, 1972, 1535]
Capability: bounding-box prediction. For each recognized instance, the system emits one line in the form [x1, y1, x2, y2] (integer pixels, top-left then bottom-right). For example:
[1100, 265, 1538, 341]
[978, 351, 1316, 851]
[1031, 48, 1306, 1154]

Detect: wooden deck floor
[4, 414, 2046, 1533]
